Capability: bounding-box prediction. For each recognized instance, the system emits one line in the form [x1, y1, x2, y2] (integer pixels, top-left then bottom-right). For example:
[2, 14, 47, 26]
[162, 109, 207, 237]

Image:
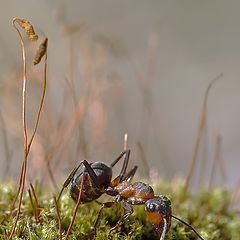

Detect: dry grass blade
[184, 73, 223, 191]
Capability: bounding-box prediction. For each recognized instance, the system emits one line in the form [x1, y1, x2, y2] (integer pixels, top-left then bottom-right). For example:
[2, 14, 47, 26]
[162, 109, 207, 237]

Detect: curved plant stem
[8, 18, 47, 239]
[8, 18, 28, 239]
[184, 73, 223, 191]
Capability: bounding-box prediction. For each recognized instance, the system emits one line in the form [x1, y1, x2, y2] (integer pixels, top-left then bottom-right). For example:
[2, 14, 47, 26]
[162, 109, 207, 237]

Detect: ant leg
[79, 160, 100, 188]
[110, 149, 131, 178]
[110, 150, 131, 186]
[110, 202, 133, 232]
[57, 163, 82, 201]
[123, 166, 138, 182]
[93, 201, 116, 235]
[58, 160, 101, 201]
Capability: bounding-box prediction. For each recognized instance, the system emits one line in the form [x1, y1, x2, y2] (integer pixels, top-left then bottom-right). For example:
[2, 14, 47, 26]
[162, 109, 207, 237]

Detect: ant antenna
[172, 215, 205, 240]
[124, 133, 128, 150]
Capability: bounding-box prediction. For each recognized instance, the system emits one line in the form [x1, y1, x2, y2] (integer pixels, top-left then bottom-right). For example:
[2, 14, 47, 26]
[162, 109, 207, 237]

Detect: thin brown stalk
[208, 133, 227, 189]
[232, 178, 240, 206]
[27, 49, 47, 152]
[65, 75, 88, 160]
[65, 173, 85, 239]
[9, 18, 47, 239]
[30, 183, 40, 222]
[28, 189, 38, 224]
[184, 73, 223, 191]
[0, 111, 12, 176]
[45, 154, 58, 190]
[54, 196, 62, 240]
[136, 141, 150, 178]
[9, 18, 29, 239]
[123, 133, 128, 150]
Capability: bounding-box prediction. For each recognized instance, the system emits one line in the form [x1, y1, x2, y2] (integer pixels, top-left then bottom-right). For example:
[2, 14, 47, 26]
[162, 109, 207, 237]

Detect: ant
[58, 149, 205, 240]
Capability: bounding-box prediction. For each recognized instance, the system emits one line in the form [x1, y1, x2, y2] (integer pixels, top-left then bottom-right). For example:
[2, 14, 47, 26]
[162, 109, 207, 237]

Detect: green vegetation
[0, 179, 239, 239]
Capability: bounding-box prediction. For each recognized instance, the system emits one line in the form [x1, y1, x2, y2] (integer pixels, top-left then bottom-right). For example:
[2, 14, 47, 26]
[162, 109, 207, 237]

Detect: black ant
[58, 149, 205, 240]
[57, 149, 135, 203]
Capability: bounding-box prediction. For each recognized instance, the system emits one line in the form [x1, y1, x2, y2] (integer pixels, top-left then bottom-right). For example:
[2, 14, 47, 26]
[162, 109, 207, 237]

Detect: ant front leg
[57, 160, 101, 202]
[57, 163, 82, 202]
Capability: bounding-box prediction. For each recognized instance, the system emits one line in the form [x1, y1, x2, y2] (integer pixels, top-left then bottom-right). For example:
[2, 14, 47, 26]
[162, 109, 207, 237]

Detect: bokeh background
[0, 1, 240, 193]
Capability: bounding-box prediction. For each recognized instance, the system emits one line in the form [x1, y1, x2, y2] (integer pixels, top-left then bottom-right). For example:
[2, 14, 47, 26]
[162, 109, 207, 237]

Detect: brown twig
[184, 73, 223, 191]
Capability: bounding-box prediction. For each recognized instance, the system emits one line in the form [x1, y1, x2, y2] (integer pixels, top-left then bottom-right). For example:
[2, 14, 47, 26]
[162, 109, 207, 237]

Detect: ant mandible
[58, 149, 205, 240]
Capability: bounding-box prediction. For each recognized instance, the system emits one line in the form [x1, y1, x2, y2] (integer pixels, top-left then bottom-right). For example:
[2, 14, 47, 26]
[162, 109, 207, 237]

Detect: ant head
[145, 195, 172, 235]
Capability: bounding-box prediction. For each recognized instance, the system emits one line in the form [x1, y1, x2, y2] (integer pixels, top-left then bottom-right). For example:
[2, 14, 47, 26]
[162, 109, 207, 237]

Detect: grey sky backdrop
[0, 1, 240, 188]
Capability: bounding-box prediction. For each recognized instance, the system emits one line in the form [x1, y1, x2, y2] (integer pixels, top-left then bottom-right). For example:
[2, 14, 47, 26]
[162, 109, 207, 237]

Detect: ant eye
[146, 202, 157, 212]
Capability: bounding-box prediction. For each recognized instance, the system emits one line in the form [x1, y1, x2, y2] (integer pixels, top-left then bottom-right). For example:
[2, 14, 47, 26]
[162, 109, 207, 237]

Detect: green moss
[0, 180, 239, 239]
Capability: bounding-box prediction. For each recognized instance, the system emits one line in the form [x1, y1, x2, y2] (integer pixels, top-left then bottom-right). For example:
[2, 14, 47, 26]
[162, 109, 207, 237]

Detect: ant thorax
[114, 181, 154, 204]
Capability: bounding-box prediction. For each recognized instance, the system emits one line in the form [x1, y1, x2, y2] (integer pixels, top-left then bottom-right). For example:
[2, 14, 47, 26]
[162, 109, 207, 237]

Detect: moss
[0, 180, 239, 239]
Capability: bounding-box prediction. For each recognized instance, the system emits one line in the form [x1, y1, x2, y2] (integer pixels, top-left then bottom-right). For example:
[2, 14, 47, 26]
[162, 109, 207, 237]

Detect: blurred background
[0, 1, 240, 193]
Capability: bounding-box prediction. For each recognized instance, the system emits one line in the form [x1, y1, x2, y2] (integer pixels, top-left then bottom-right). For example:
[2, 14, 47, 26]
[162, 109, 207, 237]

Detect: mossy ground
[0, 179, 239, 240]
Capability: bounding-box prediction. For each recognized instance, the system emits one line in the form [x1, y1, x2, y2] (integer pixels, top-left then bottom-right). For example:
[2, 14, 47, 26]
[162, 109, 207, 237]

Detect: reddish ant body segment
[58, 149, 205, 240]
